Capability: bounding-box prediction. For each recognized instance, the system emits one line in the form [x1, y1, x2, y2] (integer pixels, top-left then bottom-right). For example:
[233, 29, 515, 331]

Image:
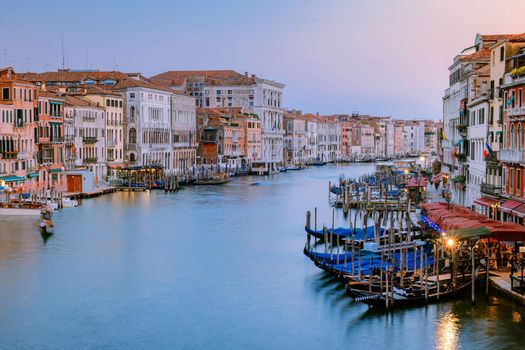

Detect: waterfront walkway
[490, 271, 525, 306]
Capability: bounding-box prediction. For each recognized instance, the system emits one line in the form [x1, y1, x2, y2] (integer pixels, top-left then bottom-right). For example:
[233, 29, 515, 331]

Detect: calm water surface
[0, 164, 524, 349]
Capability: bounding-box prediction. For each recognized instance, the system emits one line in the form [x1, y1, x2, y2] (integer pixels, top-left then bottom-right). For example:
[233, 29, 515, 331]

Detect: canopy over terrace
[405, 177, 428, 188]
[420, 202, 525, 241]
[430, 172, 446, 183]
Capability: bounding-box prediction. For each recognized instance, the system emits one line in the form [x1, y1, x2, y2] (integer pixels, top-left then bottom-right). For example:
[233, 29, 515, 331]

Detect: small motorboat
[285, 165, 302, 171]
[62, 196, 79, 208]
[46, 201, 59, 211]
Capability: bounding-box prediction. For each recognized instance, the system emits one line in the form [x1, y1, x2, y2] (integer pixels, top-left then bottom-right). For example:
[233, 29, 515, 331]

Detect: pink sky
[2, 0, 525, 119]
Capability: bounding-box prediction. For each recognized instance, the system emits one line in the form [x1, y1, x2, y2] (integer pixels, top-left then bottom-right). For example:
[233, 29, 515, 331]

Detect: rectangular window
[489, 106, 494, 124]
[216, 90, 221, 95]
[520, 90, 523, 107]
[106, 99, 110, 106]
[500, 46, 505, 62]
[1, 88, 9, 100]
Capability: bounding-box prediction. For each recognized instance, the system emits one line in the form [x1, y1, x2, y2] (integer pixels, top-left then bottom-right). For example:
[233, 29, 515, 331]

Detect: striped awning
[499, 199, 522, 213]
[49, 168, 63, 173]
[512, 204, 525, 218]
[473, 197, 499, 208]
[0, 175, 26, 182]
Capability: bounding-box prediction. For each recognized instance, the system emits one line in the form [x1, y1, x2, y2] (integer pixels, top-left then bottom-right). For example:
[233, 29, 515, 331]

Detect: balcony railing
[485, 151, 499, 162]
[506, 106, 525, 117]
[0, 151, 18, 159]
[481, 182, 501, 196]
[82, 136, 98, 144]
[498, 149, 525, 163]
[17, 151, 28, 160]
[51, 136, 64, 143]
[127, 143, 137, 151]
[84, 157, 97, 163]
[107, 140, 117, 147]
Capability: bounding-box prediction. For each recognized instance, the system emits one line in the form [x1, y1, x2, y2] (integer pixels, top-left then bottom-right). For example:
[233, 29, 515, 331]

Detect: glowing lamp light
[447, 239, 455, 247]
[404, 169, 409, 174]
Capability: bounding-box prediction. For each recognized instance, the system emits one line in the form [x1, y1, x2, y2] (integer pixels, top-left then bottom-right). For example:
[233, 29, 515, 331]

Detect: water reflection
[434, 311, 460, 350]
[1, 164, 525, 349]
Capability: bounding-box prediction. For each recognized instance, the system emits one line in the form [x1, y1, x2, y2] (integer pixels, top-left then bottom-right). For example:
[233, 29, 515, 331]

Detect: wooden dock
[117, 186, 149, 192]
[63, 187, 118, 199]
[490, 271, 525, 306]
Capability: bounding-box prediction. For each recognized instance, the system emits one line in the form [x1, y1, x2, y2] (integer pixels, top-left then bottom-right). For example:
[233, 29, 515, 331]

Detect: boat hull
[0, 207, 42, 216]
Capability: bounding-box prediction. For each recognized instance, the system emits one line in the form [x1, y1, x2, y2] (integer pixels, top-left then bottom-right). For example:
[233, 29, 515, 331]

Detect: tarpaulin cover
[473, 197, 499, 207]
[420, 202, 525, 241]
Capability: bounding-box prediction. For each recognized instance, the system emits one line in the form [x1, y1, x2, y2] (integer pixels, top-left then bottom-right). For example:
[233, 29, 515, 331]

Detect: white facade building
[170, 93, 197, 173]
[123, 86, 173, 171]
[64, 96, 107, 183]
[253, 78, 285, 172]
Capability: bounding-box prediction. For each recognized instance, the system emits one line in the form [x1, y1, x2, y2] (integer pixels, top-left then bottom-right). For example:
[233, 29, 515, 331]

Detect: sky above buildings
[2, 0, 525, 119]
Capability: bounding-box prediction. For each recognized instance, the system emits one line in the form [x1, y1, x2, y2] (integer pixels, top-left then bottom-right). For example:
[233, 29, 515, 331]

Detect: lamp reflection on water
[435, 311, 460, 350]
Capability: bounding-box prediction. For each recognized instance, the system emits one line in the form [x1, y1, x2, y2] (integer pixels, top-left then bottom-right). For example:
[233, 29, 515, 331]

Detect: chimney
[251, 74, 256, 78]
[244, 72, 248, 77]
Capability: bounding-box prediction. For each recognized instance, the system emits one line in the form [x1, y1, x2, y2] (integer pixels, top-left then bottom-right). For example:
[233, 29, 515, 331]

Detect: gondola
[329, 185, 343, 195]
[350, 279, 472, 309]
[194, 178, 230, 186]
[304, 225, 381, 241]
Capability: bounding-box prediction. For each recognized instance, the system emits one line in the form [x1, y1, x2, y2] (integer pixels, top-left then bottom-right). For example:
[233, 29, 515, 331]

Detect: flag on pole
[483, 142, 493, 158]
[506, 94, 515, 107]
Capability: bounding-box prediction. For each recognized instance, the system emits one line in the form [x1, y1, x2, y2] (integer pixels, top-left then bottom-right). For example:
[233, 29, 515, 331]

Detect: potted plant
[456, 153, 467, 162]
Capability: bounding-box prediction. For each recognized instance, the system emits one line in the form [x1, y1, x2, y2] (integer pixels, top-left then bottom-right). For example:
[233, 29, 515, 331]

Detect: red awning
[473, 197, 499, 208]
[405, 177, 428, 188]
[431, 172, 445, 183]
[499, 199, 522, 213]
[512, 203, 525, 218]
[421, 202, 525, 241]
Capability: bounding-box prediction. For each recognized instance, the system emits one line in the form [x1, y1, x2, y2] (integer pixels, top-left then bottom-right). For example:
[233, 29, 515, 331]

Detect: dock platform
[490, 271, 525, 306]
[63, 187, 118, 199]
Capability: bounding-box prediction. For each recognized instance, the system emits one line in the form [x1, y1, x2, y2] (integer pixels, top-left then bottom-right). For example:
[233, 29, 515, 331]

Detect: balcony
[84, 157, 97, 164]
[51, 136, 64, 143]
[82, 136, 98, 144]
[498, 149, 525, 163]
[17, 151, 28, 160]
[127, 143, 137, 151]
[506, 106, 525, 118]
[485, 151, 499, 163]
[456, 153, 467, 163]
[481, 182, 501, 197]
[0, 151, 18, 159]
[456, 124, 467, 138]
[107, 140, 117, 147]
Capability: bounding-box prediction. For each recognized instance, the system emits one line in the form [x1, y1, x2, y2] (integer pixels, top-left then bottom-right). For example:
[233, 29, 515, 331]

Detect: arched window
[130, 106, 136, 122]
[218, 142, 223, 154]
[129, 128, 136, 144]
[511, 125, 515, 149]
[503, 125, 507, 148]
[519, 124, 522, 150]
[129, 153, 136, 162]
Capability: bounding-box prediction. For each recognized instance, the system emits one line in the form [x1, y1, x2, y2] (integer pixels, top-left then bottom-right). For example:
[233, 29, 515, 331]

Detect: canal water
[0, 164, 524, 349]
